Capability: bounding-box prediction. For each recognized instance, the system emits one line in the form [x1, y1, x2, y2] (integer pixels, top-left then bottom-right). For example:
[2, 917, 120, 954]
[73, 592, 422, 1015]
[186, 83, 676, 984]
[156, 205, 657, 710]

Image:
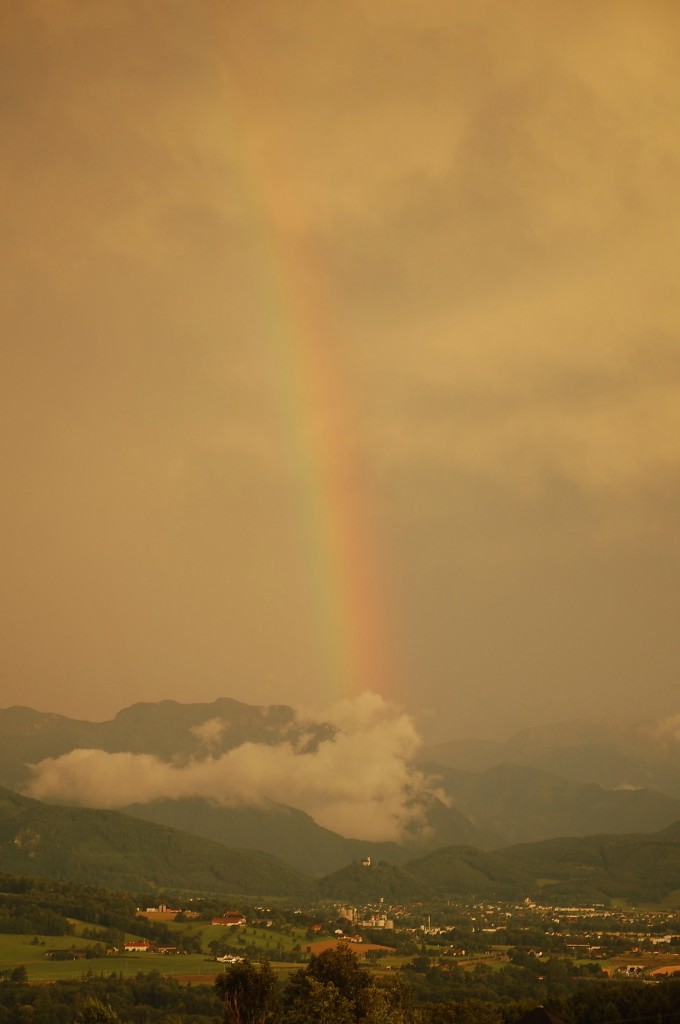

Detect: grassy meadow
[0, 920, 323, 982]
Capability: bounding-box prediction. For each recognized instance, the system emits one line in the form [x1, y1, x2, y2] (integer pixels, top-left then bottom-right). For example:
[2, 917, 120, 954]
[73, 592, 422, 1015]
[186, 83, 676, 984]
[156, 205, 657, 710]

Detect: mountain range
[1, 784, 678, 905]
[419, 761, 680, 847]
[1, 700, 679, 877]
[0, 699, 327, 790]
[422, 715, 680, 796]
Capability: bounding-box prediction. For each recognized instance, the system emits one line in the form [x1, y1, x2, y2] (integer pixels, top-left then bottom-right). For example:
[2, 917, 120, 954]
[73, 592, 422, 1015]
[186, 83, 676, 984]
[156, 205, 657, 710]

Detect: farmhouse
[212, 911, 246, 927]
[123, 941, 154, 953]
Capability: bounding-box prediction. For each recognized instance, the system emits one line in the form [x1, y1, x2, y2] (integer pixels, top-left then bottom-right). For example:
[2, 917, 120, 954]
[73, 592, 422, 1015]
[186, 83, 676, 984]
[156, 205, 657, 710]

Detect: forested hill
[1, 784, 679, 903]
[404, 822, 680, 904]
[500, 819, 680, 903]
[317, 823, 680, 903]
[0, 787, 309, 897]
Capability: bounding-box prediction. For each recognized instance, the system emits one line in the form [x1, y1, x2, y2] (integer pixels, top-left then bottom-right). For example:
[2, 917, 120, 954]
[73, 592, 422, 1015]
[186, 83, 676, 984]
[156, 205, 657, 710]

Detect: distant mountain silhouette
[418, 761, 680, 844]
[422, 714, 680, 796]
[0, 699, 324, 790]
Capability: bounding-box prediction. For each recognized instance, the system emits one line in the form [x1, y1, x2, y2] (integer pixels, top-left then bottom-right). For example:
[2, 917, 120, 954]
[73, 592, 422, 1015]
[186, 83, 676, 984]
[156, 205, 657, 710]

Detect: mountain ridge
[422, 713, 680, 797]
[0, 785, 309, 897]
[420, 760, 680, 844]
[1, 783, 678, 905]
[2, 700, 679, 873]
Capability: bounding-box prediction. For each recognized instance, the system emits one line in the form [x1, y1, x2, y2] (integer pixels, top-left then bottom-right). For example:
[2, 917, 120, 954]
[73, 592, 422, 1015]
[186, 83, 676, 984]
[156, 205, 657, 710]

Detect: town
[110, 893, 680, 982]
[1, 870, 679, 1024]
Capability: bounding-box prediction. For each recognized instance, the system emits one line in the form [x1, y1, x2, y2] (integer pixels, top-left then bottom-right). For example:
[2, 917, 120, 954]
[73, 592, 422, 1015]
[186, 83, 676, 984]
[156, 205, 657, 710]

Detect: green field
[175, 922, 310, 950]
[0, 920, 319, 982]
[0, 933, 208, 981]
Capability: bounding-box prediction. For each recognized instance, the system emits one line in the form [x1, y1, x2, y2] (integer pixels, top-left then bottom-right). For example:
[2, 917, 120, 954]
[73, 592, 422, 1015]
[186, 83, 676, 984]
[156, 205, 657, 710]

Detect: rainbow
[213, 80, 393, 701]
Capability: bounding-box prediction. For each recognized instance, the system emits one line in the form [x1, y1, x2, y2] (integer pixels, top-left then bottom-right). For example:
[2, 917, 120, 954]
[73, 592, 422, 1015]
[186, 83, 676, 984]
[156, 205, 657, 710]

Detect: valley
[0, 700, 678, 1024]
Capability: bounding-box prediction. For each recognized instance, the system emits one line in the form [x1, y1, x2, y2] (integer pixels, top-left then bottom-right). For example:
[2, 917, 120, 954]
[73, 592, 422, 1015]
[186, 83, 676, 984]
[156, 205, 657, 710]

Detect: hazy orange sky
[2, 0, 680, 740]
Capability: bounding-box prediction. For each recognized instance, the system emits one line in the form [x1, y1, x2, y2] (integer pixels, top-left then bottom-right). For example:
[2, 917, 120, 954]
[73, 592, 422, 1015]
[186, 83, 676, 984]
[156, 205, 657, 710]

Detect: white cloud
[24, 694, 437, 842]
[189, 717, 227, 748]
[641, 714, 680, 746]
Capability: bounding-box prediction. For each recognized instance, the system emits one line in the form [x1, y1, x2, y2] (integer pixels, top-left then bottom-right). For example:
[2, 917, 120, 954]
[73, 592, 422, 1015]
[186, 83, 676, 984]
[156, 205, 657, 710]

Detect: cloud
[23, 694, 436, 842]
[189, 717, 227, 749]
[641, 714, 680, 746]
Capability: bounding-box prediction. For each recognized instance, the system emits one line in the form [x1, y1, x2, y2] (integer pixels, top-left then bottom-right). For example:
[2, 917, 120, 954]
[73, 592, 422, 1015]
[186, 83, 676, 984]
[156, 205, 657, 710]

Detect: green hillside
[123, 793, 497, 877]
[398, 821, 680, 903]
[502, 820, 680, 903]
[316, 859, 434, 902]
[315, 820, 680, 904]
[0, 787, 310, 897]
[406, 845, 533, 899]
[2, 782, 679, 904]
[123, 797, 408, 877]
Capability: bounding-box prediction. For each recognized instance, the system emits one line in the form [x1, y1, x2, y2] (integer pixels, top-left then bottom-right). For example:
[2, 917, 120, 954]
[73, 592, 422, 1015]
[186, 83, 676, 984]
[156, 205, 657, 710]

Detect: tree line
[0, 947, 679, 1024]
[214, 946, 680, 1024]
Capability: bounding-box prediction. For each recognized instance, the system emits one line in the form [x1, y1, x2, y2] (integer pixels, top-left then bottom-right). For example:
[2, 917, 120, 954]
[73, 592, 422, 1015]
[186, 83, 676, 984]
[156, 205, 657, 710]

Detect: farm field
[0, 933, 214, 982]
[604, 952, 680, 977]
[0, 936, 369, 985]
[0, 919, 383, 983]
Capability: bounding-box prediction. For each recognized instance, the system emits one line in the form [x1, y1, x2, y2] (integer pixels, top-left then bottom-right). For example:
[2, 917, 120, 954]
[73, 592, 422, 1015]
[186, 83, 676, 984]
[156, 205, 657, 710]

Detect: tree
[286, 944, 371, 1018]
[75, 998, 122, 1024]
[284, 950, 420, 1024]
[215, 959, 278, 1024]
[282, 978, 354, 1024]
[364, 975, 417, 1024]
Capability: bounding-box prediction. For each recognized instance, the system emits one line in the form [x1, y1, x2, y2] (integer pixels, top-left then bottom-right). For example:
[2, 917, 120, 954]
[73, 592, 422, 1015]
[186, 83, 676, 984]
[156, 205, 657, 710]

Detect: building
[212, 912, 247, 927]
